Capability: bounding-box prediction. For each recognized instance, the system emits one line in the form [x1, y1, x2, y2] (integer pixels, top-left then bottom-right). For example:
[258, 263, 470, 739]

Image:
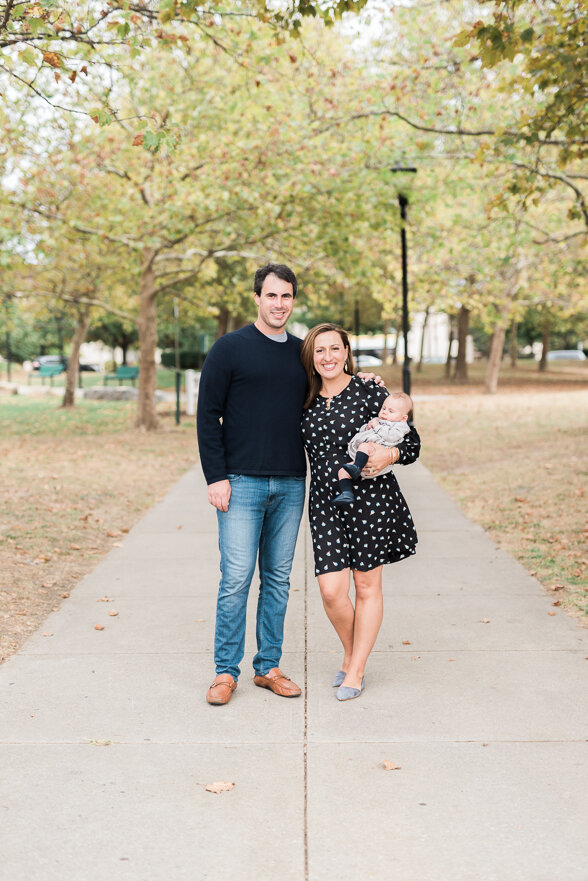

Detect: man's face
[254, 273, 295, 334]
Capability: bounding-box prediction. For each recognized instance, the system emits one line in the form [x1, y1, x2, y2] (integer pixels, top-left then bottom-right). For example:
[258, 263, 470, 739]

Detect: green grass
[0, 397, 136, 437]
[8, 366, 182, 390]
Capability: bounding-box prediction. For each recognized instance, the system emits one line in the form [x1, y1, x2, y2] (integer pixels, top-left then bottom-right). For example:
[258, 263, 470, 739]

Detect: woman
[300, 323, 420, 700]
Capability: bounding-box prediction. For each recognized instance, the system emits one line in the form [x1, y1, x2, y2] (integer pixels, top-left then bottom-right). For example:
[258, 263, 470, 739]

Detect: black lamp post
[390, 164, 417, 398]
[173, 298, 181, 425]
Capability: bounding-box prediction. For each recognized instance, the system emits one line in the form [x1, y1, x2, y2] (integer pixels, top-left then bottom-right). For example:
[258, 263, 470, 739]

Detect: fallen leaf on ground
[94, 624, 105, 631]
[106, 530, 121, 538]
[60, 592, 70, 598]
[42, 632, 53, 637]
[552, 600, 561, 607]
[448, 658, 456, 662]
[549, 585, 564, 591]
[382, 761, 402, 771]
[402, 640, 411, 645]
[97, 597, 114, 602]
[87, 739, 112, 746]
[70, 544, 81, 550]
[481, 618, 491, 623]
[204, 781, 235, 794]
[108, 610, 119, 616]
[548, 611, 557, 616]
[177, 525, 183, 530]
[196, 618, 206, 622]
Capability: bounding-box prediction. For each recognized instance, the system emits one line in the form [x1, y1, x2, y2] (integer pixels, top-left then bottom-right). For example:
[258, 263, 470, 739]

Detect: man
[197, 263, 307, 705]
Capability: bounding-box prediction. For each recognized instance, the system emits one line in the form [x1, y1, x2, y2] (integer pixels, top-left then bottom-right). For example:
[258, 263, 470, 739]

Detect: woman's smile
[313, 331, 348, 380]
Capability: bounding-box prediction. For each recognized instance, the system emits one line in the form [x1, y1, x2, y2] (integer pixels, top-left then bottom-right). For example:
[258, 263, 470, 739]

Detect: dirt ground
[1, 362, 587, 662]
[416, 389, 587, 619]
[0, 399, 196, 662]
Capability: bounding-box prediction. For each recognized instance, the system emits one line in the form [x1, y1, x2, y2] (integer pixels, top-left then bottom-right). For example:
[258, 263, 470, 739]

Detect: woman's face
[313, 331, 348, 382]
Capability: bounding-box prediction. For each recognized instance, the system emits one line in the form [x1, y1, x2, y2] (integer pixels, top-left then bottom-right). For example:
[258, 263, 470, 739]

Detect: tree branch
[512, 162, 588, 229]
[0, 0, 16, 33]
[311, 108, 584, 148]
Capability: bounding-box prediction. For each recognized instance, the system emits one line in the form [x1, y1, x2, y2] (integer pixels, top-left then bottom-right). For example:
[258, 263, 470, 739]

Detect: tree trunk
[453, 305, 470, 382]
[538, 323, 551, 372]
[216, 307, 230, 339]
[485, 314, 509, 394]
[509, 320, 518, 367]
[445, 315, 455, 378]
[417, 306, 430, 373]
[135, 250, 159, 430]
[229, 313, 246, 332]
[62, 309, 91, 408]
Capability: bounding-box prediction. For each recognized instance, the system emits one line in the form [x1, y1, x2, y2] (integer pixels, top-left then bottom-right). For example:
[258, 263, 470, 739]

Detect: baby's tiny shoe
[332, 490, 354, 507]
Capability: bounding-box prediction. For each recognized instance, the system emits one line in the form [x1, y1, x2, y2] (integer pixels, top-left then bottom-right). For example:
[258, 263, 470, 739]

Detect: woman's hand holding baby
[362, 444, 395, 477]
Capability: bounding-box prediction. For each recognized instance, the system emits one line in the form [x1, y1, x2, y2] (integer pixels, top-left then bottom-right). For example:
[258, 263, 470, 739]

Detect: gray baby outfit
[347, 419, 411, 478]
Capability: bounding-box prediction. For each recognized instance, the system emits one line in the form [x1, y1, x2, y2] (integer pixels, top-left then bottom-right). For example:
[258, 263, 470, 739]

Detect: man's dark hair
[253, 263, 298, 298]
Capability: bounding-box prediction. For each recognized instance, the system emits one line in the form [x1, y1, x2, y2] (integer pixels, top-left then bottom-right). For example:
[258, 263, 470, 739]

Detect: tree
[0, 0, 371, 127]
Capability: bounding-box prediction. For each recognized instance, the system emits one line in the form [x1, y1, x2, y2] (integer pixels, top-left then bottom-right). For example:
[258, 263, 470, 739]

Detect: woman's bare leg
[341, 566, 384, 689]
[317, 569, 355, 670]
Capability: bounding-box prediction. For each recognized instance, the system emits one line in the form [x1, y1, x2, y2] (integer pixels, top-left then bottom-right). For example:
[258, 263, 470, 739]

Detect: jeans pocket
[227, 473, 243, 481]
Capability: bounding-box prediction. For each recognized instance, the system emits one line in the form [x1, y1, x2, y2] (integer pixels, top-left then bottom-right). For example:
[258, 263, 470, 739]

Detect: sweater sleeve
[196, 340, 232, 485]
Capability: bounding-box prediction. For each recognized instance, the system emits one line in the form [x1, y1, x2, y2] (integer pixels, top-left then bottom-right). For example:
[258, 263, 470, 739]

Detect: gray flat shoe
[332, 670, 346, 688]
[336, 677, 365, 701]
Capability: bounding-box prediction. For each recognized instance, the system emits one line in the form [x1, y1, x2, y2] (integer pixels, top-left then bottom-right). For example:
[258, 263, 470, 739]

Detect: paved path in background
[1, 463, 587, 881]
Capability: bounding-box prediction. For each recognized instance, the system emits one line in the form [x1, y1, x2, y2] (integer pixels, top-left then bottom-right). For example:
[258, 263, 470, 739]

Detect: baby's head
[378, 392, 412, 423]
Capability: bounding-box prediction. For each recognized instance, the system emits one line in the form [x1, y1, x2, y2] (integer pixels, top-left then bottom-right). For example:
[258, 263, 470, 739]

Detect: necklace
[320, 376, 351, 409]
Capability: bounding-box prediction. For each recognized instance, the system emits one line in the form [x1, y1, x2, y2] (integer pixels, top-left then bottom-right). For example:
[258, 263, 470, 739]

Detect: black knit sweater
[196, 324, 308, 485]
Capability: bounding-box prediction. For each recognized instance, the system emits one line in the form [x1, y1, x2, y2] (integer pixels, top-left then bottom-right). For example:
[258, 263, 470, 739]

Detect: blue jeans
[215, 475, 305, 680]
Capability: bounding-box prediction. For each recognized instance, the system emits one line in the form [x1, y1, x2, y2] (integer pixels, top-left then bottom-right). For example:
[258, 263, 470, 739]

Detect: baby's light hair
[384, 391, 412, 413]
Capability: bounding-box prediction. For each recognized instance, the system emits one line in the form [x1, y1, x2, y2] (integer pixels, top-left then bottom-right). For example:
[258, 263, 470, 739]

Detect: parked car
[31, 355, 67, 371]
[31, 355, 99, 372]
[355, 354, 383, 368]
[546, 350, 586, 361]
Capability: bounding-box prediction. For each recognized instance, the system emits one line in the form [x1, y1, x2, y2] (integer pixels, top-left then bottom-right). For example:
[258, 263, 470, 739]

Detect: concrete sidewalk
[1, 463, 586, 881]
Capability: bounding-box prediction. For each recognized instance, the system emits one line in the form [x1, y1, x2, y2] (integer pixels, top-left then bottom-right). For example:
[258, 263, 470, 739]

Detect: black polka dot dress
[301, 377, 420, 576]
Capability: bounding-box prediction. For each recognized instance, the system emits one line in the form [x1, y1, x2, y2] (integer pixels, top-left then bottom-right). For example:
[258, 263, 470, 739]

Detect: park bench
[103, 365, 139, 386]
[29, 364, 66, 386]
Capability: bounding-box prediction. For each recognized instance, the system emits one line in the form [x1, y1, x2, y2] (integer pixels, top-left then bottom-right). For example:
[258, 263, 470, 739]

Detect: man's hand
[362, 444, 393, 477]
[208, 479, 231, 512]
[356, 371, 386, 388]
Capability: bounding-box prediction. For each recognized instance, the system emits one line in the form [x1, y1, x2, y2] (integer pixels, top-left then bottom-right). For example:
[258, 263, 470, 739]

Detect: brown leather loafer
[206, 673, 237, 705]
[253, 667, 301, 698]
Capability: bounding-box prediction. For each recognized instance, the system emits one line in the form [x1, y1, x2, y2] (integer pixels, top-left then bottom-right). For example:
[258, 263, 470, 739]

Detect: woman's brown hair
[300, 323, 356, 409]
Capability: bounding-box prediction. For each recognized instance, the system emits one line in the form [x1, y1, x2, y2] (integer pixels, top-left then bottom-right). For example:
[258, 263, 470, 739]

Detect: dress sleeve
[361, 379, 390, 417]
[397, 425, 421, 464]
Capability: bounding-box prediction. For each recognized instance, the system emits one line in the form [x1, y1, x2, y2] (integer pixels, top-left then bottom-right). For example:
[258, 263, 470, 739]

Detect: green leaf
[19, 47, 38, 67]
[452, 30, 471, 48]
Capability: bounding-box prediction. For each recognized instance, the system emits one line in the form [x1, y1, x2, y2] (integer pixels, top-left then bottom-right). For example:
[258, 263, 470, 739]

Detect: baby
[333, 391, 412, 507]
